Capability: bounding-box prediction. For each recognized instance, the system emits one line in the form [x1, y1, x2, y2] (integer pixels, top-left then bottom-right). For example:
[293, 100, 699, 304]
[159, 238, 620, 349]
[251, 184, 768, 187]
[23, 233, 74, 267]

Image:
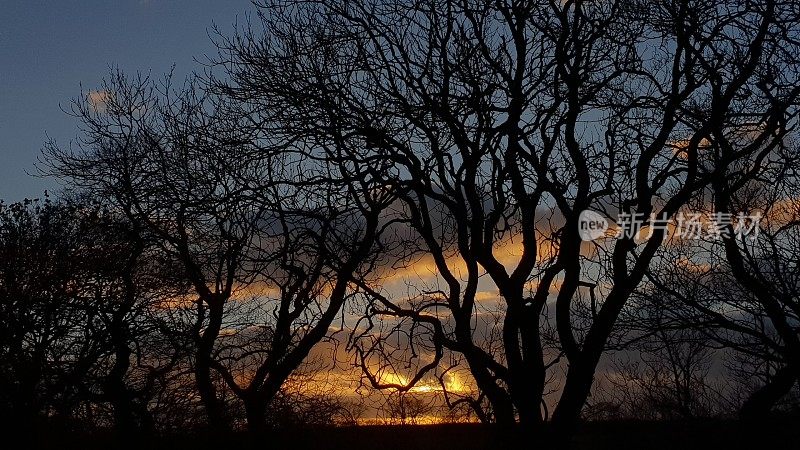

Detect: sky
[0, 1, 503, 421]
[0, 0, 253, 203]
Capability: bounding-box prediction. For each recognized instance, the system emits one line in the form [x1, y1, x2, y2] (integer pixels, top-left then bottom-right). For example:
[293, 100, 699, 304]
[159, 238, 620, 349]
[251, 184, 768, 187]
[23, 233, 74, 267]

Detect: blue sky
[0, 0, 253, 202]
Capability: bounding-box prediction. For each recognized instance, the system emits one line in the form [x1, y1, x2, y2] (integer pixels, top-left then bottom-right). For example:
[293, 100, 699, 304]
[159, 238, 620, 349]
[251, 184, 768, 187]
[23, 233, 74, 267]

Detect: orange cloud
[87, 89, 112, 112]
[382, 236, 562, 286]
[763, 197, 800, 228]
[668, 137, 712, 159]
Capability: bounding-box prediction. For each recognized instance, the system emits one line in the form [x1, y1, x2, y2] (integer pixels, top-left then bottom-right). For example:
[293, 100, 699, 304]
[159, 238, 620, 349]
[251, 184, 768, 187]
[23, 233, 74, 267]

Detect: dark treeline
[3, 0, 800, 447]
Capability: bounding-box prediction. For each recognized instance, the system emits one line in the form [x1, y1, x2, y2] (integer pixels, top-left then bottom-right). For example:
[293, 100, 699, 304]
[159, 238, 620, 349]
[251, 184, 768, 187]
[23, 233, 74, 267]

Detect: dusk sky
[1, 2, 796, 444]
[0, 0, 251, 202]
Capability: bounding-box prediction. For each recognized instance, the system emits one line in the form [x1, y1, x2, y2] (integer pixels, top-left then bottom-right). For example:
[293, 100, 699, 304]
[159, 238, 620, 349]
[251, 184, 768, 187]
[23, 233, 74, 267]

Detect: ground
[10, 420, 799, 450]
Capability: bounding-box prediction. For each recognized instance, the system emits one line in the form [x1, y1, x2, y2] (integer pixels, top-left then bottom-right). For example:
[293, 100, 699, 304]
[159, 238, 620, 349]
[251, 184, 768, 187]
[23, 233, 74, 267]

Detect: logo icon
[578, 210, 609, 241]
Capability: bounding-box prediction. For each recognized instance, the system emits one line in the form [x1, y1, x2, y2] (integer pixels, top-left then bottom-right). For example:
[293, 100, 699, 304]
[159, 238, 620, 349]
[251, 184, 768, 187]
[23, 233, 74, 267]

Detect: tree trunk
[106, 315, 148, 435]
[511, 298, 547, 428]
[551, 359, 594, 438]
[460, 338, 516, 424]
[194, 298, 227, 431]
[244, 395, 267, 433]
[195, 351, 227, 430]
[740, 365, 797, 420]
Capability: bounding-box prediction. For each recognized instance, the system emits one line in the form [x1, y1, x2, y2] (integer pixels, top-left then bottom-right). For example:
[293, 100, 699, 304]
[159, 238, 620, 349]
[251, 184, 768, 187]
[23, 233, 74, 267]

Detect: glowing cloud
[87, 90, 112, 112]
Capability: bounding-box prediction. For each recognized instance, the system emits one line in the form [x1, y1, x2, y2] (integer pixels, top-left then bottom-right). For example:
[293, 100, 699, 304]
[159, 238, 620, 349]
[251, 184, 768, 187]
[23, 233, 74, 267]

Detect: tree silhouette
[43, 69, 396, 432]
[2, 0, 799, 444]
[638, 139, 800, 419]
[0, 197, 183, 434]
[0, 198, 85, 431]
[209, 0, 800, 440]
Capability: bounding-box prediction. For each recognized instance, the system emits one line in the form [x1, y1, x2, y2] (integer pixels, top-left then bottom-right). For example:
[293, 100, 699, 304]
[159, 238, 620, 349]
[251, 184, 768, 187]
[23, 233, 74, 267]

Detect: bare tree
[43, 71, 261, 429]
[44, 69, 396, 431]
[639, 139, 800, 419]
[380, 391, 438, 425]
[590, 327, 722, 421]
[711, 140, 800, 419]
[209, 0, 800, 440]
[0, 197, 182, 435]
[0, 198, 87, 431]
[72, 201, 190, 435]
